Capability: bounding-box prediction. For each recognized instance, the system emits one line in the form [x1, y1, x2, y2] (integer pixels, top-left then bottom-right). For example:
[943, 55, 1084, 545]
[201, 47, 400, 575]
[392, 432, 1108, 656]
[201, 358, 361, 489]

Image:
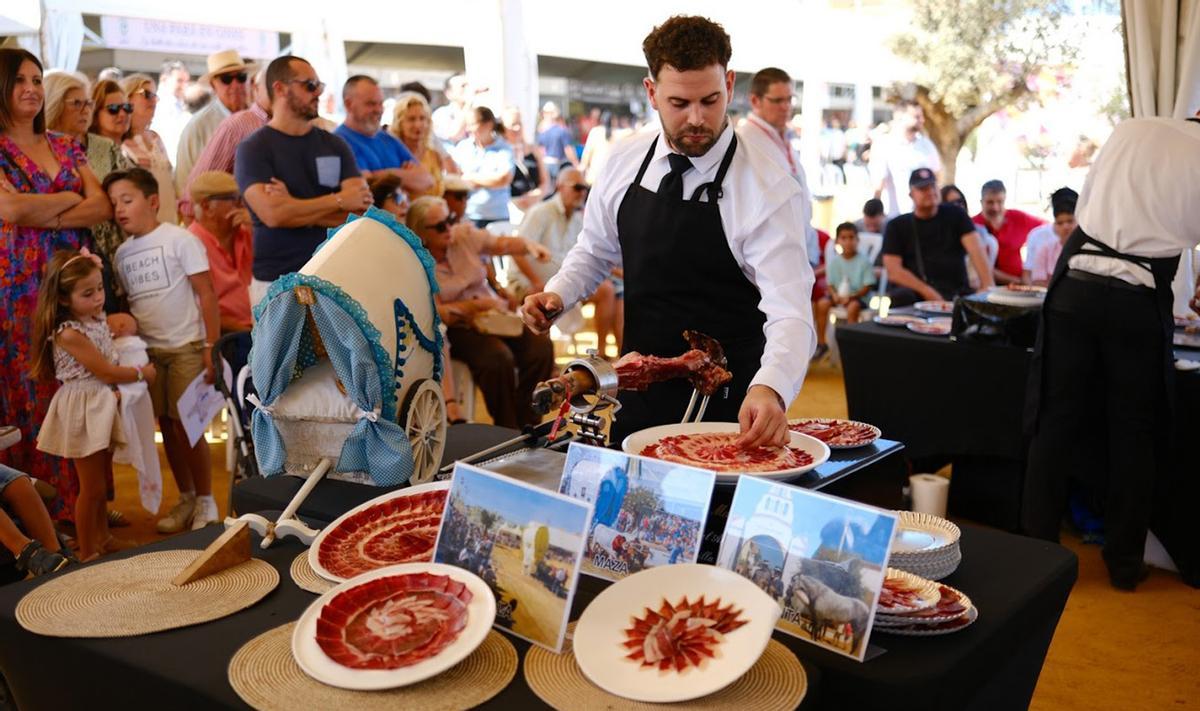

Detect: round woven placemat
[228, 623, 517, 710]
[525, 626, 807, 710]
[16, 550, 279, 637]
[290, 551, 335, 595]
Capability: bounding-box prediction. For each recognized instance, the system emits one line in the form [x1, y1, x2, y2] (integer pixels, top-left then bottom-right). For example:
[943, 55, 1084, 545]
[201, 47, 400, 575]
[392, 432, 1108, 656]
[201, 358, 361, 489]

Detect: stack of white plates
[888, 511, 961, 580]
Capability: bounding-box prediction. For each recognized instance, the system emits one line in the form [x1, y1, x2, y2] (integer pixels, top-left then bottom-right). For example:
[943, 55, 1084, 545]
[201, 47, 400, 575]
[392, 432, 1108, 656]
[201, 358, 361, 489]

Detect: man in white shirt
[869, 100, 941, 217]
[175, 50, 254, 195]
[1023, 116, 1200, 591]
[432, 74, 472, 148]
[736, 67, 812, 226]
[1022, 187, 1077, 283]
[522, 16, 815, 447]
[508, 168, 620, 355]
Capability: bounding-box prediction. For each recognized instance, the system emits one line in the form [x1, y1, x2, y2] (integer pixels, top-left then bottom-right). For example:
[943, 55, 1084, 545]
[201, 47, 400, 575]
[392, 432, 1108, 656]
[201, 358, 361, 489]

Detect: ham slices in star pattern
[316, 572, 473, 669]
[640, 433, 813, 473]
[317, 489, 448, 579]
[622, 595, 747, 672]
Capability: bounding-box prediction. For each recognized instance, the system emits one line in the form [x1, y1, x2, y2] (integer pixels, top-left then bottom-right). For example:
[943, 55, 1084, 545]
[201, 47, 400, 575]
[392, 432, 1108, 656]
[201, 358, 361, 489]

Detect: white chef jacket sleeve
[738, 194, 817, 405]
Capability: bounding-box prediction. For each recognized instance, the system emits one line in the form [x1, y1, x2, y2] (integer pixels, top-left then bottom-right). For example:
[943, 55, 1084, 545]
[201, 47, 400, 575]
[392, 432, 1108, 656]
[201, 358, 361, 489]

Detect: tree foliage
[888, 0, 1078, 181]
[623, 486, 660, 525]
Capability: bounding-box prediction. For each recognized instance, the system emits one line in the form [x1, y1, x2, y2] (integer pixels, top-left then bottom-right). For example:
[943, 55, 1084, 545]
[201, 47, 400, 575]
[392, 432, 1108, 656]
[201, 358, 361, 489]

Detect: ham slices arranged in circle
[623, 595, 747, 672]
[788, 418, 880, 449]
[317, 488, 448, 580]
[640, 433, 813, 473]
[316, 572, 473, 670]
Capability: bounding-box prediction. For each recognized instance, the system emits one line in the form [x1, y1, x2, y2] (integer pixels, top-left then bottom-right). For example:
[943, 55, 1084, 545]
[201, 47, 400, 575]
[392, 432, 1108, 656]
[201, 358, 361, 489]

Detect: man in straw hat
[176, 49, 256, 195]
[188, 171, 254, 333]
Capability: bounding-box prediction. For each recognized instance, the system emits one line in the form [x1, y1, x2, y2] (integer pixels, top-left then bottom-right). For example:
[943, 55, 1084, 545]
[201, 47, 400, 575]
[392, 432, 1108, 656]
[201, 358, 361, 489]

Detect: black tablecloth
[837, 318, 1199, 576]
[0, 519, 1076, 711]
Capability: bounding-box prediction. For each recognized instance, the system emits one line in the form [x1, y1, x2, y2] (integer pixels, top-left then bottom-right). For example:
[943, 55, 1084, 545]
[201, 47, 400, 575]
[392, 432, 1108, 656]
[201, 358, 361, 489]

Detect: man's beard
[668, 118, 726, 157]
[288, 91, 318, 121]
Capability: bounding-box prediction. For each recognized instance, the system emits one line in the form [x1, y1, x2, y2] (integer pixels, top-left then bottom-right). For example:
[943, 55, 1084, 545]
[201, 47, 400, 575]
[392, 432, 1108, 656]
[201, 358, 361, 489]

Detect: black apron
[610, 134, 767, 442]
[1025, 226, 1181, 430]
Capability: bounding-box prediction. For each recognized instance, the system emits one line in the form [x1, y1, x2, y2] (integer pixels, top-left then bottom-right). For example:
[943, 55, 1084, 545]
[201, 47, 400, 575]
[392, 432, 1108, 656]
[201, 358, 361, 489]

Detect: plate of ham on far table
[788, 418, 881, 449]
[622, 422, 830, 483]
[914, 300, 955, 315]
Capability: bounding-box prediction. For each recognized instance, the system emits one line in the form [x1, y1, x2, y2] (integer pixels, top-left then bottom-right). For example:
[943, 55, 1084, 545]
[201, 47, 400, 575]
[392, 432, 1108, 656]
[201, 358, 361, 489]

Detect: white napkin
[112, 335, 162, 514]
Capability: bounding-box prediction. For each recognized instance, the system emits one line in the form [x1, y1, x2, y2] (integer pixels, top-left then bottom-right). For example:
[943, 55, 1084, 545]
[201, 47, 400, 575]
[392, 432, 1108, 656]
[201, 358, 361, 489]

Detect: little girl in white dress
[32, 248, 156, 561]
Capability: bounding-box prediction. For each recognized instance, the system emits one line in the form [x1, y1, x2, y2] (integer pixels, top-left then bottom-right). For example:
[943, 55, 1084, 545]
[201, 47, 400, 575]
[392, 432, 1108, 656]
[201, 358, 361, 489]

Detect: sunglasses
[571, 183, 589, 192]
[133, 89, 157, 102]
[288, 78, 325, 94]
[217, 71, 249, 85]
[425, 219, 451, 233]
[104, 103, 134, 115]
[67, 99, 95, 112]
[206, 194, 242, 204]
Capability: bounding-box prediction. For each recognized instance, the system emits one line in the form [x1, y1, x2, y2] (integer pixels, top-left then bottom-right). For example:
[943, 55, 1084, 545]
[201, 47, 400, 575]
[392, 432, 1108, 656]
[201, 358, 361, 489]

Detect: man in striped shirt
[179, 68, 271, 220]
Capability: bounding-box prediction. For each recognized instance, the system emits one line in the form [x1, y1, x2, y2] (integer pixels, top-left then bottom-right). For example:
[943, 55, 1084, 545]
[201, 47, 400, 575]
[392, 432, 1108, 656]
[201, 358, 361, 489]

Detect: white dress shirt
[1023, 223, 1057, 272]
[738, 113, 818, 266]
[175, 99, 231, 193]
[1072, 118, 1200, 287]
[545, 121, 816, 405]
[869, 131, 941, 216]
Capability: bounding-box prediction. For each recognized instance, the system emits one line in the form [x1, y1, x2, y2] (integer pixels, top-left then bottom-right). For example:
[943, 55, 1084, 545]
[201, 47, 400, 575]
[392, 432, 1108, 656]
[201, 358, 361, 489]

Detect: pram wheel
[401, 379, 447, 484]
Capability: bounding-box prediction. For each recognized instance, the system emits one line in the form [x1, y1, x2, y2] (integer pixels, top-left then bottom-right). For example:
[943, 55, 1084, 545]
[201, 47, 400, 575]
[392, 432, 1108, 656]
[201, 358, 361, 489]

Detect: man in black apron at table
[520, 15, 815, 448]
[1023, 115, 1200, 591]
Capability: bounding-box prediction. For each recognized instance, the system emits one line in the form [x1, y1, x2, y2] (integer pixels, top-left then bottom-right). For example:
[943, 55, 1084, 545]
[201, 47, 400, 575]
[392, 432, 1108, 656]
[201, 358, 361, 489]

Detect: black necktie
[657, 153, 693, 200]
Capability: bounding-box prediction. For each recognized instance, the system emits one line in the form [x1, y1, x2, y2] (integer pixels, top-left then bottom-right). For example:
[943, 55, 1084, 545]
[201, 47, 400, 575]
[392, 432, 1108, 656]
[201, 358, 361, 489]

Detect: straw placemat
[228, 623, 517, 710]
[290, 551, 335, 595]
[16, 550, 279, 637]
[525, 625, 807, 711]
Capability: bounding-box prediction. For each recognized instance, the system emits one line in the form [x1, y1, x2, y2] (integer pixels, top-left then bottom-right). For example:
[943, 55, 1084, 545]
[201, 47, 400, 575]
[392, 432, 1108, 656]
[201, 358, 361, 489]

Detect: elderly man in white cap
[175, 49, 255, 195]
[187, 170, 254, 332]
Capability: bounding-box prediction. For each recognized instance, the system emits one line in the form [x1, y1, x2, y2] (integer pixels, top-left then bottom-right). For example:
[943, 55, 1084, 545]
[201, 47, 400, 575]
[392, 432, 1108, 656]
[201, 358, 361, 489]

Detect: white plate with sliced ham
[788, 418, 881, 449]
[309, 480, 452, 584]
[292, 562, 495, 690]
[622, 423, 830, 482]
[573, 563, 782, 703]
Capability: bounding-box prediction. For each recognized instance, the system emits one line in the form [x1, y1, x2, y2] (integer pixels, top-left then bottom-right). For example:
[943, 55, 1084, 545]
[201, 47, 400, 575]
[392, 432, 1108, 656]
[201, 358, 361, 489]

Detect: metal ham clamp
[530, 330, 733, 446]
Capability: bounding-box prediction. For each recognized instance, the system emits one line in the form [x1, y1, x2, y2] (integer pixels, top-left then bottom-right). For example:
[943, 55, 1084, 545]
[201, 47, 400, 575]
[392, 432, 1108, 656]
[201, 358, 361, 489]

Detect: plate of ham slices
[573, 563, 781, 703]
[291, 562, 495, 690]
[309, 481, 451, 584]
[622, 423, 829, 482]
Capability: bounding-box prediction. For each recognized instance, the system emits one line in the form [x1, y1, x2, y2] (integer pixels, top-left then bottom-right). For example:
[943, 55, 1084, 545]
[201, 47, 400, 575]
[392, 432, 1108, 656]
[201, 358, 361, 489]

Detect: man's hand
[736, 385, 788, 448]
[337, 178, 372, 212]
[520, 292, 564, 334]
[141, 363, 157, 387]
[525, 240, 551, 263]
[231, 207, 253, 230]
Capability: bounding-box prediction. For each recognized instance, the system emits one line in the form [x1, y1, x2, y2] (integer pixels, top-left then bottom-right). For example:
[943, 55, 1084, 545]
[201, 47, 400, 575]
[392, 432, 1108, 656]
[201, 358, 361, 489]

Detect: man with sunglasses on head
[188, 171, 253, 332]
[235, 55, 372, 307]
[522, 16, 816, 447]
[176, 50, 254, 199]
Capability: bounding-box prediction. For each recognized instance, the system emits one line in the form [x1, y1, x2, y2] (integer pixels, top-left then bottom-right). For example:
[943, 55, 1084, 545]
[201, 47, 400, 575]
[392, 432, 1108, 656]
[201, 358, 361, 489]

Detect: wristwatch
[135, 366, 144, 383]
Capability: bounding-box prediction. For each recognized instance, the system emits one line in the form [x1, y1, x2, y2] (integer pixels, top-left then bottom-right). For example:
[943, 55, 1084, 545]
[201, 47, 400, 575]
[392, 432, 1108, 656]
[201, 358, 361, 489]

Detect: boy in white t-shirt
[104, 168, 222, 533]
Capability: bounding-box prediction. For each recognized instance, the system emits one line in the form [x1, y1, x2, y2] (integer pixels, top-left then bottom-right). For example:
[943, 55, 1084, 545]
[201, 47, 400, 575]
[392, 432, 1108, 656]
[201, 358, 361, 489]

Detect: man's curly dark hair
[642, 16, 732, 80]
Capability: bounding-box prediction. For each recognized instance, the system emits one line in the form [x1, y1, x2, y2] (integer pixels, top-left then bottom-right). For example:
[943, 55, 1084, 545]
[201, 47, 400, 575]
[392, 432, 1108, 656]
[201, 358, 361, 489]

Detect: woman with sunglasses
[45, 72, 128, 303]
[0, 49, 113, 524]
[407, 195, 553, 428]
[118, 74, 177, 223]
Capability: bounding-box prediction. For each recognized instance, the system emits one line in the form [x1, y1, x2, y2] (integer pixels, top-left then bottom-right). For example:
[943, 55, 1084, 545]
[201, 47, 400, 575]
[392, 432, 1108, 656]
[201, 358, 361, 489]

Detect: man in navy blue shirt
[334, 75, 433, 195]
[236, 56, 372, 305]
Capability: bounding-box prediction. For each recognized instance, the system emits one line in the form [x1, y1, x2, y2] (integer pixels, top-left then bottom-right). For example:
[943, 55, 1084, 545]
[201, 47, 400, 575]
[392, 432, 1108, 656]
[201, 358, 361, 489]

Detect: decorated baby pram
[232, 207, 447, 547]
